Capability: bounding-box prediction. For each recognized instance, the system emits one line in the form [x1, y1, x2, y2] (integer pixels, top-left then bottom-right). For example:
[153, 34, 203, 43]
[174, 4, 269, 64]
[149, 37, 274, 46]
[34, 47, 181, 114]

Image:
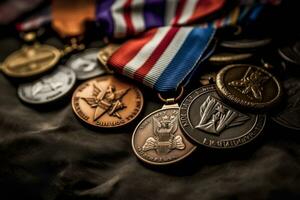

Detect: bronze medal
[1, 44, 61, 78]
[132, 104, 196, 165]
[179, 85, 266, 148]
[72, 75, 143, 128]
[216, 64, 282, 109]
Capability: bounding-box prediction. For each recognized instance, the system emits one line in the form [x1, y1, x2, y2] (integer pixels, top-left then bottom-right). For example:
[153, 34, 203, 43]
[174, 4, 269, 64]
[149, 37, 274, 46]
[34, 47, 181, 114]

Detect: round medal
[72, 75, 143, 128]
[66, 48, 107, 80]
[132, 104, 196, 165]
[209, 52, 253, 65]
[278, 41, 300, 66]
[272, 76, 300, 130]
[220, 38, 272, 50]
[179, 85, 266, 148]
[18, 66, 76, 104]
[1, 44, 61, 78]
[216, 64, 282, 109]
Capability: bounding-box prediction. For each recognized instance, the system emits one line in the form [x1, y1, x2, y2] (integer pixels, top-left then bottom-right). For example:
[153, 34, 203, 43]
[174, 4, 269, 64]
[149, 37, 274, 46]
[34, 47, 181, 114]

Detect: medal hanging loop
[157, 86, 184, 105]
[62, 37, 86, 57]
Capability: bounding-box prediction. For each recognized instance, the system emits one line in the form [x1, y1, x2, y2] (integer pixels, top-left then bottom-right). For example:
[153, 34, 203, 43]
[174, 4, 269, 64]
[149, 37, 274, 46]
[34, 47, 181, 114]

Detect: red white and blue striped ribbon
[104, 0, 281, 92]
[108, 26, 215, 92]
[96, 0, 225, 38]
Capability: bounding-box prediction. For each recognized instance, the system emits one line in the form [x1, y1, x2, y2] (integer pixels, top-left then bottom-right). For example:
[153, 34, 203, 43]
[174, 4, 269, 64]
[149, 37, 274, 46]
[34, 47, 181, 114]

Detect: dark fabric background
[0, 2, 300, 200]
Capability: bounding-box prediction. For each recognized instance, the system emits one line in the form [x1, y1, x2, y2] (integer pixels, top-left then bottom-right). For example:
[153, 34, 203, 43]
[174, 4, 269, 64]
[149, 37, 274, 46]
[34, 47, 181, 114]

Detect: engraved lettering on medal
[141, 112, 185, 155]
[196, 96, 249, 135]
[82, 84, 130, 121]
[228, 67, 270, 101]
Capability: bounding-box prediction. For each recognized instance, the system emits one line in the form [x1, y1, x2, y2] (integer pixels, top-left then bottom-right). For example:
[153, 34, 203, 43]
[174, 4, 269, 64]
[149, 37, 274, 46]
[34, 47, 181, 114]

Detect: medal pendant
[1, 43, 61, 78]
[179, 85, 266, 149]
[216, 64, 282, 109]
[72, 75, 143, 128]
[18, 66, 76, 104]
[132, 104, 196, 165]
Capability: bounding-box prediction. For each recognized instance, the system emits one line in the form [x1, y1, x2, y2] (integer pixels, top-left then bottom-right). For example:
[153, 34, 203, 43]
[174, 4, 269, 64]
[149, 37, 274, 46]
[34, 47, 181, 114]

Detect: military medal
[278, 41, 300, 66]
[216, 64, 282, 109]
[272, 76, 300, 131]
[179, 85, 266, 148]
[18, 66, 76, 104]
[208, 52, 253, 65]
[1, 33, 61, 78]
[71, 75, 143, 128]
[66, 48, 107, 80]
[220, 38, 272, 50]
[132, 103, 196, 165]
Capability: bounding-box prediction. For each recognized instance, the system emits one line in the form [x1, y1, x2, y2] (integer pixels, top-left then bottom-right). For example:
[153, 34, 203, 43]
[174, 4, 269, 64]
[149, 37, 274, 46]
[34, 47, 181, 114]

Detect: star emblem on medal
[82, 84, 130, 121]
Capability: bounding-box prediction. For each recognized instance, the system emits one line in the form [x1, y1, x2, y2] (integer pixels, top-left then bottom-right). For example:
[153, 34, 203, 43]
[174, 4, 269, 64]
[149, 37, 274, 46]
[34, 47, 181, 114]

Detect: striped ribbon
[96, 0, 225, 38]
[108, 26, 215, 92]
[105, 0, 281, 92]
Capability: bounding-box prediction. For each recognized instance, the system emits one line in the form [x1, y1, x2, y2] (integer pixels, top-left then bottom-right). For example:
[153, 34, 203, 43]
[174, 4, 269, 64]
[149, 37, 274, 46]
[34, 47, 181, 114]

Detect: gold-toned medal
[1, 33, 61, 78]
[97, 43, 120, 72]
[216, 64, 282, 109]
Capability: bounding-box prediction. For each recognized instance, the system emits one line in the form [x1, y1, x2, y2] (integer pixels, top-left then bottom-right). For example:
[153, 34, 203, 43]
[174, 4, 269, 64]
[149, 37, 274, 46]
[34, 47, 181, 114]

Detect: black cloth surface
[1, 3, 300, 200]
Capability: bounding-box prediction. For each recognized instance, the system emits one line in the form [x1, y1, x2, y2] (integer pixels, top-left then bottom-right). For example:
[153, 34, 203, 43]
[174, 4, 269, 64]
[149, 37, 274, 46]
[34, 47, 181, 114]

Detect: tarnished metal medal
[179, 85, 266, 148]
[272, 76, 300, 130]
[72, 75, 143, 128]
[97, 44, 120, 72]
[18, 66, 76, 104]
[66, 48, 107, 80]
[209, 52, 253, 65]
[132, 104, 196, 165]
[216, 64, 282, 109]
[220, 38, 272, 50]
[1, 43, 61, 78]
[278, 41, 300, 66]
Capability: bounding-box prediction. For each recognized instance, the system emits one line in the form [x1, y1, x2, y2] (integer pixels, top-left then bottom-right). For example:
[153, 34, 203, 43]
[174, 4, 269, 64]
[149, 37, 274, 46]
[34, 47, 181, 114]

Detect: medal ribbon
[96, 0, 225, 39]
[104, 0, 280, 92]
[108, 26, 215, 92]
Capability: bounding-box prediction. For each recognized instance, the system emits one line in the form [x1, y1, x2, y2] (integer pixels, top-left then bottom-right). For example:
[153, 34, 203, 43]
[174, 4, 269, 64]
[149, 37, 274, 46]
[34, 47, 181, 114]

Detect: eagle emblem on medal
[82, 84, 130, 121]
[141, 111, 185, 155]
[196, 96, 250, 135]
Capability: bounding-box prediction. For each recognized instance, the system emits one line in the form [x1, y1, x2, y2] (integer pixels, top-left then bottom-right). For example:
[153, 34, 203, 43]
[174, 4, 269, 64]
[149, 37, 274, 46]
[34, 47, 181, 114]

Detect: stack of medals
[1, 0, 299, 167]
[0, 0, 145, 127]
